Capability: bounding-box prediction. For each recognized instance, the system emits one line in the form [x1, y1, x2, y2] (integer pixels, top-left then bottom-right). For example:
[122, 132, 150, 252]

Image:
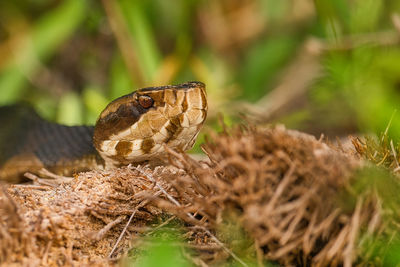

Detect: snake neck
[0, 105, 105, 182]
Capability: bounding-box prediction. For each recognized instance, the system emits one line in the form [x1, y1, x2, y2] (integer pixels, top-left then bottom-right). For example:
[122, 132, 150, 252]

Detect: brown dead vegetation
[0, 125, 398, 266]
[1, 166, 181, 265]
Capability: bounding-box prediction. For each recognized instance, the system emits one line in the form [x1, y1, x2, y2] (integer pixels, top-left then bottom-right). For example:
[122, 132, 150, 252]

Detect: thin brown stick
[23, 172, 57, 187]
[264, 163, 296, 213]
[133, 240, 222, 251]
[238, 30, 400, 123]
[390, 140, 399, 169]
[146, 216, 176, 236]
[392, 13, 400, 33]
[343, 198, 362, 267]
[94, 215, 126, 241]
[131, 165, 249, 267]
[11, 184, 50, 191]
[108, 199, 150, 258]
[39, 168, 73, 181]
[41, 241, 52, 265]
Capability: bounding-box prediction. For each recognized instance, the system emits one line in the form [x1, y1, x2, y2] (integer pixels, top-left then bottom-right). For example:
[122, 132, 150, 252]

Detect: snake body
[0, 82, 207, 182]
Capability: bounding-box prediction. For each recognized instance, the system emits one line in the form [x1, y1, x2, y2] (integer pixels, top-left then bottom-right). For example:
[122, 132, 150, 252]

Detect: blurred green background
[2, 1, 400, 265]
[1, 0, 400, 140]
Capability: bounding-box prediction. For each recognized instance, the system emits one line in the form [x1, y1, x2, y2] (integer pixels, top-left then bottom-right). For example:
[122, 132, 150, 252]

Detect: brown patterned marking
[164, 121, 183, 143]
[172, 89, 177, 103]
[182, 92, 188, 112]
[165, 121, 178, 137]
[170, 116, 181, 128]
[115, 141, 133, 156]
[178, 113, 188, 127]
[141, 138, 155, 154]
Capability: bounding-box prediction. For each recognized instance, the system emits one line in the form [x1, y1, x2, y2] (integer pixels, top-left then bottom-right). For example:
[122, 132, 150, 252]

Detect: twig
[146, 216, 176, 236]
[239, 42, 321, 123]
[108, 193, 161, 259]
[343, 198, 362, 267]
[94, 215, 126, 241]
[131, 165, 249, 267]
[238, 31, 400, 123]
[64, 241, 74, 266]
[182, 249, 209, 267]
[39, 168, 73, 181]
[392, 13, 400, 33]
[24, 169, 73, 187]
[11, 184, 50, 191]
[306, 30, 400, 55]
[390, 140, 399, 169]
[24, 172, 58, 187]
[264, 163, 296, 213]
[108, 200, 148, 258]
[133, 240, 222, 250]
[41, 241, 52, 265]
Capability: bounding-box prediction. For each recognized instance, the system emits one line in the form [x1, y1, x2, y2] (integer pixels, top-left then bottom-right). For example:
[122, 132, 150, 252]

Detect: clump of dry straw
[0, 125, 398, 266]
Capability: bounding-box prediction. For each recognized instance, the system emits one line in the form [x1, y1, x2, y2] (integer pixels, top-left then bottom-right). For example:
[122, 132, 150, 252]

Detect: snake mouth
[93, 81, 208, 166]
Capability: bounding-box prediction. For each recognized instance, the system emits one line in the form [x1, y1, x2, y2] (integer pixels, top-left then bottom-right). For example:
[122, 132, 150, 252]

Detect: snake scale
[0, 82, 207, 183]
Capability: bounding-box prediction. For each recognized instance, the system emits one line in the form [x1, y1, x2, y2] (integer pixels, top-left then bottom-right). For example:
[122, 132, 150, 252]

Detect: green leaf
[82, 87, 108, 124]
[0, 0, 86, 105]
[132, 230, 191, 267]
[240, 35, 299, 102]
[350, 0, 383, 33]
[57, 91, 83, 125]
[109, 52, 134, 99]
[117, 0, 161, 83]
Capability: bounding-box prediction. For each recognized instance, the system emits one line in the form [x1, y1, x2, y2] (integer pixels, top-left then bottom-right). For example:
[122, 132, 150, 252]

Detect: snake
[0, 81, 207, 183]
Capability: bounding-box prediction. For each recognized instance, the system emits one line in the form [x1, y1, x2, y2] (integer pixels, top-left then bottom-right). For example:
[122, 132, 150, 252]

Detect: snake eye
[138, 95, 154, 109]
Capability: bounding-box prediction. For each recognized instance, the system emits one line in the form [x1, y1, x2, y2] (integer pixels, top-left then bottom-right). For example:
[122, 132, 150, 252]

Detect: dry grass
[1, 125, 399, 266]
[158, 125, 379, 266]
[1, 166, 183, 265]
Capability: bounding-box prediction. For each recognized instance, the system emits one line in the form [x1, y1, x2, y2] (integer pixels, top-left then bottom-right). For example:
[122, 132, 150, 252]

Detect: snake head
[93, 81, 207, 166]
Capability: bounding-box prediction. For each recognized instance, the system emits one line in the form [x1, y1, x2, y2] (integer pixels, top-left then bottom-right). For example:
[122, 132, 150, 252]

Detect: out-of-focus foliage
[340, 166, 400, 266]
[126, 218, 275, 267]
[2, 1, 400, 264]
[310, 0, 400, 138]
[1, 0, 400, 141]
[128, 229, 191, 267]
